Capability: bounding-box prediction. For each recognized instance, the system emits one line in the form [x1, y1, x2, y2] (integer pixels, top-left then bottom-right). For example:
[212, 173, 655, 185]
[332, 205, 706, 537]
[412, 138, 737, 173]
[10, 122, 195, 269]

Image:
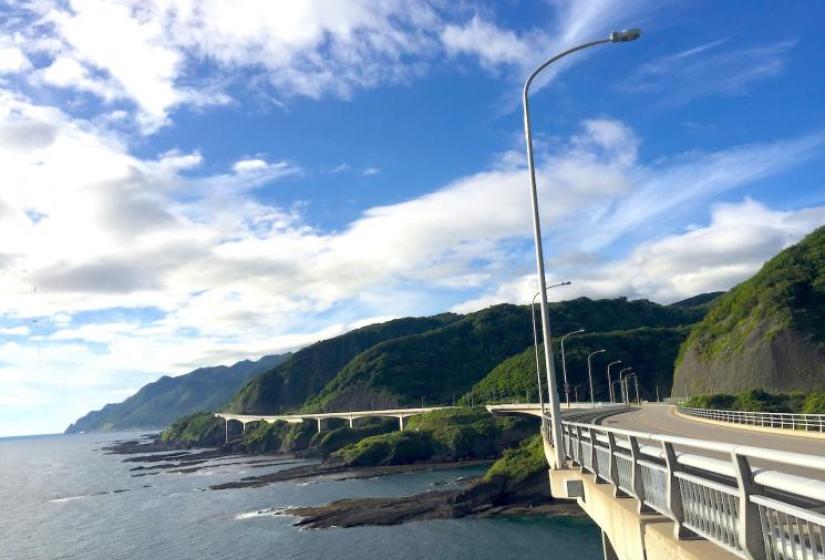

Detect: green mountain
[300, 297, 704, 412]
[65, 354, 288, 434]
[672, 226, 825, 396]
[470, 326, 692, 404]
[228, 315, 459, 413]
[669, 292, 725, 309]
[304, 304, 534, 411]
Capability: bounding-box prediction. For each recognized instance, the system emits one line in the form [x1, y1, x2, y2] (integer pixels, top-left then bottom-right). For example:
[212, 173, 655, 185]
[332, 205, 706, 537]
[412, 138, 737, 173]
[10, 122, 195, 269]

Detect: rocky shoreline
[103, 428, 582, 530]
[283, 478, 585, 529]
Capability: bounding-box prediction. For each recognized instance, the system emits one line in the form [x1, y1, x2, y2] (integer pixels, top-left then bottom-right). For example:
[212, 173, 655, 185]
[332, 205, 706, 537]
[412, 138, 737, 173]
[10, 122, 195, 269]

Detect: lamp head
[610, 28, 641, 43]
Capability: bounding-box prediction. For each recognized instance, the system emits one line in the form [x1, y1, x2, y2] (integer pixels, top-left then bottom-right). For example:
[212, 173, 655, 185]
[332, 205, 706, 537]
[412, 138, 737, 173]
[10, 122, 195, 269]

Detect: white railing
[680, 407, 825, 432]
[557, 416, 825, 560]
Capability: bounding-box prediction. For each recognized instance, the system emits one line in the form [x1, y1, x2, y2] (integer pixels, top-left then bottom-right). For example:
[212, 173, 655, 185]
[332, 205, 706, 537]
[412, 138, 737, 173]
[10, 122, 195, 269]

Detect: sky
[1, 0, 824, 437]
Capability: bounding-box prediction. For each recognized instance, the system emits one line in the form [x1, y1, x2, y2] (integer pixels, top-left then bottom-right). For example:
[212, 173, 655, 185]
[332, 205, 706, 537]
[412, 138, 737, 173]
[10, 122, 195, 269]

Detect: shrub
[803, 393, 825, 414]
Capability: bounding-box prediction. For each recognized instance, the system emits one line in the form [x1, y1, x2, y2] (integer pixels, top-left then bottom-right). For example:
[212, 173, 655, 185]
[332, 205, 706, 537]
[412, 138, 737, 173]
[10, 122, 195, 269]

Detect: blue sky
[1, 0, 824, 436]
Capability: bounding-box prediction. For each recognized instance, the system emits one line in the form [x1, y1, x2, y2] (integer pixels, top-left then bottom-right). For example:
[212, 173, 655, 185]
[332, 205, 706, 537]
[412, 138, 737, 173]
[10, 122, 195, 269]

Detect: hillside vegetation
[330, 407, 536, 466]
[684, 389, 825, 414]
[469, 326, 691, 404]
[229, 315, 458, 414]
[673, 226, 825, 395]
[65, 354, 287, 434]
[303, 298, 704, 413]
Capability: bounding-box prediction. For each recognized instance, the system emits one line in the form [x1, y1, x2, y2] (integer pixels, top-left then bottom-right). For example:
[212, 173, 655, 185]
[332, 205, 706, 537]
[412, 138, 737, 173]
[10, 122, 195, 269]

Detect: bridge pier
[316, 418, 323, 433]
[348, 416, 354, 429]
[602, 531, 619, 560]
[398, 416, 405, 431]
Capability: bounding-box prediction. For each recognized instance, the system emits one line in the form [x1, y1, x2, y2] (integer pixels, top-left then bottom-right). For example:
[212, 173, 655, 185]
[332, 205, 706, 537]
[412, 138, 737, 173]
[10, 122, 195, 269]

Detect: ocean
[0, 432, 603, 560]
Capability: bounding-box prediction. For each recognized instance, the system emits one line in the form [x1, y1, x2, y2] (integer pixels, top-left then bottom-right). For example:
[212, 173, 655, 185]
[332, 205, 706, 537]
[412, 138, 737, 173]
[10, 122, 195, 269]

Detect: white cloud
[232, 158, 269, 173]
[441, 0, 653, 90]
[622, 39, 796, 105]
[0, 46, 31, 73]
[455, 198, 825, 312]
[13, 0, 444, 130]
[0, 85, 821, 434]
[8, 0, 660, 130]
[0, 326, 31, 336]
[442, 16, 532, 68]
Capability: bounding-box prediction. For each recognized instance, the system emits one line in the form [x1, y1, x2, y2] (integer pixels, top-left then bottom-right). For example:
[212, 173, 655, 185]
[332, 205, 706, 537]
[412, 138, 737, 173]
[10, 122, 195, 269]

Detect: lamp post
[530, 281, 571, 428]
[628, 373, 641, 404]
[606, 360, 622, 404]
[617, 367, 632, 403]
[560, 328, 585, 408]
[621, 371, 635, 404]
[586, 349, 606, 408]
[523, 28, 641, 467]
[573, 384, 584, 403]
[611, 380, 624, 404]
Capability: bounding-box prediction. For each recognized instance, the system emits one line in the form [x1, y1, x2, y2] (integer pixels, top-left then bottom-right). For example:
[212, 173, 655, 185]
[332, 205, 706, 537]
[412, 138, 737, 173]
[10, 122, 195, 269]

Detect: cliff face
[673, 322, 825, 396]
[672, 226, 825, 396]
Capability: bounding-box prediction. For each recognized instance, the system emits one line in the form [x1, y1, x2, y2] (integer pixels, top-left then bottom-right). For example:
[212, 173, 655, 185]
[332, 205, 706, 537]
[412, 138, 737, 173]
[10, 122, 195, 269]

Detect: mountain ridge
[65, 353, 288, 434]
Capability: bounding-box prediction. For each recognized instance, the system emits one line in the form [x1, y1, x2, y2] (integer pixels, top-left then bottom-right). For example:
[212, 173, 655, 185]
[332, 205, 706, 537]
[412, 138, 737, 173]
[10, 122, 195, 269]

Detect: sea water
[0, 432, 603, 560]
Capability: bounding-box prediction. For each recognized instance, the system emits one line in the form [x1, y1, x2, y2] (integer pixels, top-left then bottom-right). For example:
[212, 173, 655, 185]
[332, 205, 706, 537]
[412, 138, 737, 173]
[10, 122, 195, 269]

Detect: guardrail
[556, 416, 825, 560]
[680, 406, 825, 432]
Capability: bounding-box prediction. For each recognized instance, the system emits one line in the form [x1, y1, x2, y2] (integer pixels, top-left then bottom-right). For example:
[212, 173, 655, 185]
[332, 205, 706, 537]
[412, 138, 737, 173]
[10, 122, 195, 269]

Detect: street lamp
[606, 360, 622, 403]
[617, 367, 632, 402]
[621, 371, 635, 404]
[523, 28, 641, 467]
[611, 380, 624, 403]
[530, 281, 571, 427]
[560, 328, 585, 408]
[628, 373, 641, 404]
[586, 349, 606, 408]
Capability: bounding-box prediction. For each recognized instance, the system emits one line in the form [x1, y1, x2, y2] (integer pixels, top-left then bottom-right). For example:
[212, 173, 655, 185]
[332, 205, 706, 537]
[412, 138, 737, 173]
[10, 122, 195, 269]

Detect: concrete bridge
[218, 401, 825, 559]
[489, 403, 825, 560]
[215, 406, 453, 442]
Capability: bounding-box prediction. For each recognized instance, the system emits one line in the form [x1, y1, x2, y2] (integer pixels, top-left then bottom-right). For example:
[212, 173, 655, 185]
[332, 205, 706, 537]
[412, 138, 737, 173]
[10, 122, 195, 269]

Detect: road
[603, 404, 825, 477]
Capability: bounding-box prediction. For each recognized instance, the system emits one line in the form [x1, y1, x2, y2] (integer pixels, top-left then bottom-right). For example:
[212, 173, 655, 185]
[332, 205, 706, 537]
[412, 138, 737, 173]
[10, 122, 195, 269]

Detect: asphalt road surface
[602, 404, 825, 478]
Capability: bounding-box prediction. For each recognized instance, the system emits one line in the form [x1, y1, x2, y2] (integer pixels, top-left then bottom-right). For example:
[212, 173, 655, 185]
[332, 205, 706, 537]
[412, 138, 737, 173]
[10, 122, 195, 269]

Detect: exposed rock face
[671, 226, 825, 397]
[673, 322, 825, 396]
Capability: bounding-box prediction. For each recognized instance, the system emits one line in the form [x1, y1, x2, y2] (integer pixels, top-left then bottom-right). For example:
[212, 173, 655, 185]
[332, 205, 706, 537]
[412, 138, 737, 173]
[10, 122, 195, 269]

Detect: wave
[234, 507, 293, 520]
[49, 488, 131, 503]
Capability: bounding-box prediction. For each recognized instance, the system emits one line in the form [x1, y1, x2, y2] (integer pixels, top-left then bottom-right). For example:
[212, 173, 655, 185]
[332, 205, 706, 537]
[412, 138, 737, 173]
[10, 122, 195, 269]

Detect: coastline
[103, 433, 581, 530]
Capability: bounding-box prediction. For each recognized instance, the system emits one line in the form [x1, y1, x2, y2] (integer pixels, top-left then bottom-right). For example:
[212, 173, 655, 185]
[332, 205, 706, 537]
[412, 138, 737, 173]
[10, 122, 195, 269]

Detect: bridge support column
[225, 419, 228, 445]
[316, 418, 323, 433]
[398, 416, 405, 431]
[348, 417, 354, 429]
[601, 531, 619, 560]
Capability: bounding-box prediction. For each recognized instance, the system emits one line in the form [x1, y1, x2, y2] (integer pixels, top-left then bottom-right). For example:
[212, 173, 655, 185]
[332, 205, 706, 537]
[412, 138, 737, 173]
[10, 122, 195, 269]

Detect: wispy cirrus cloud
[442, 0, 655, 82]
[5, 0, 659, 131]
[621, 38, 796, 105]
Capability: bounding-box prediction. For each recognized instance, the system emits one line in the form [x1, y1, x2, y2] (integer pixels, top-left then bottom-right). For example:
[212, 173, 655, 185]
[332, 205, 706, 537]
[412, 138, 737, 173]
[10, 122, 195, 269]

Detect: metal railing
[680, 407, 825, 432]
[557, 416, 825, 560]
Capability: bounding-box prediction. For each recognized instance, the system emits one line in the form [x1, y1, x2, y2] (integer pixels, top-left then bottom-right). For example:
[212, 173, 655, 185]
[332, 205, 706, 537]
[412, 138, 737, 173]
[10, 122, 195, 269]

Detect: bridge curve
[215, 406, 454, 440]
[542, 403, 825, 560]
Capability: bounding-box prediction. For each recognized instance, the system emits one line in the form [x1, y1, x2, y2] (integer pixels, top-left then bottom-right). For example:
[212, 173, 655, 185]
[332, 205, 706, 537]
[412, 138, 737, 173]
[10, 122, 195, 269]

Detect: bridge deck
[606, 404, 825, 477]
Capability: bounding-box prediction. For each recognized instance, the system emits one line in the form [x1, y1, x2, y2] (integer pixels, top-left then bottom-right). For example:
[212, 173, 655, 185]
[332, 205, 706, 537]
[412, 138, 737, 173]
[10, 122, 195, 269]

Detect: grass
[684, 389, 825, 414]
